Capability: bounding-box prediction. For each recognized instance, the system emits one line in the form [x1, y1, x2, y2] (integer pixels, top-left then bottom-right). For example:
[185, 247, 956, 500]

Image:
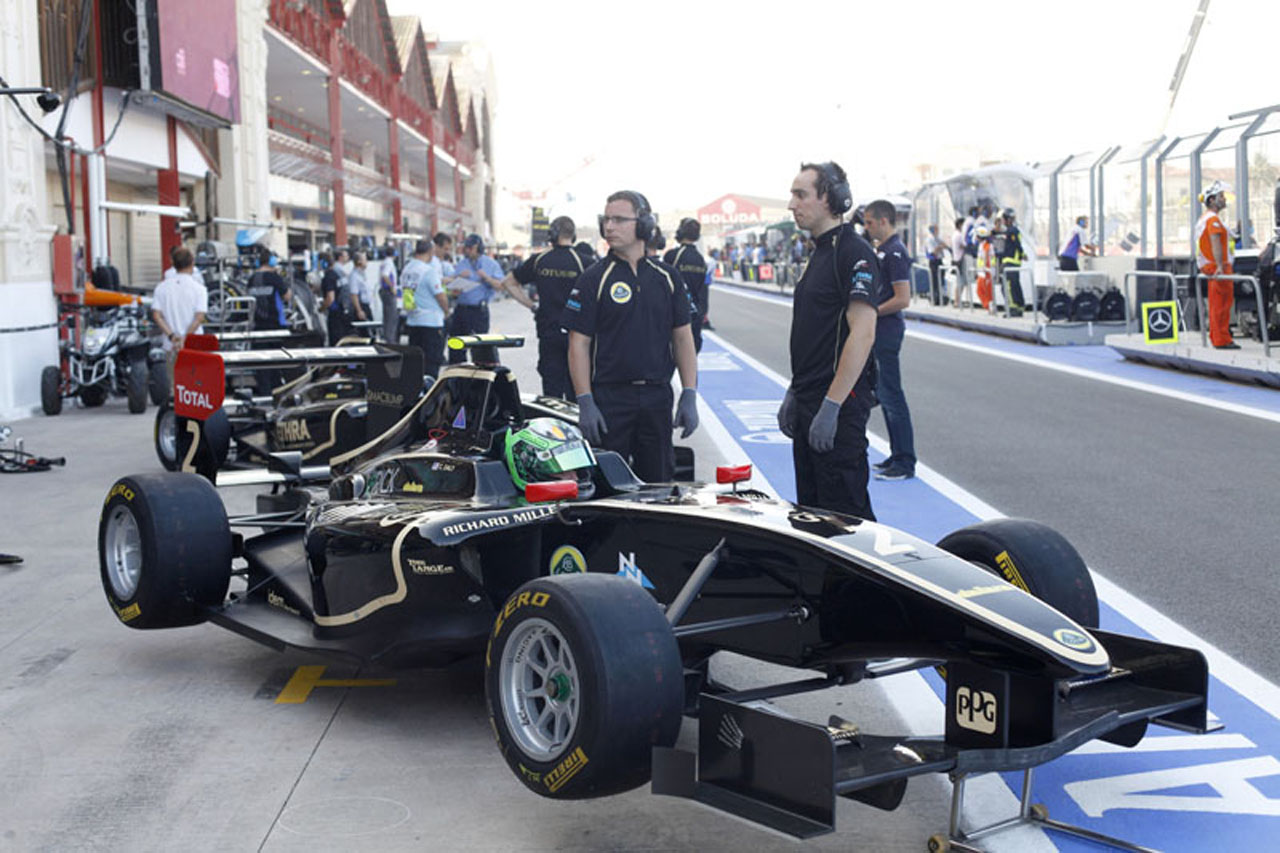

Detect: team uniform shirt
[789, 223, 884, 403]
[379, 257, 398, 295]
[152, 272, 208, 351]
[998, 225, 1026, 264]
[402, 256, 445, 327]
[561, 253, 691, 385]
[246, 269, 289, 329]
[513, 245, 585, 339]
[451, 254, 504, 306]
[349, 266, 376, 308]
[322, 266, 349, 317]
[1060, 224, 1090, 259]
[1195, 210, 1234, 274]
[874, 234, 910, 331]
[663, 244, 708, 321]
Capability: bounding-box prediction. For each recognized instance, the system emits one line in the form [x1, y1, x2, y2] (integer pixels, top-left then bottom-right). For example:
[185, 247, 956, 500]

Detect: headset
[600, 190, 656, 243]
[676, 217, 700, 243]
[814, 161, 852, 217]
[548, 216, 575, 244]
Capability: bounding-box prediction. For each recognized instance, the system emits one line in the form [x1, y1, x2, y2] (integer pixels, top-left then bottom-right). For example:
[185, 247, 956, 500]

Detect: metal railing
[1195, 272, 1269, 356]
[1121, 270, 1183, 337]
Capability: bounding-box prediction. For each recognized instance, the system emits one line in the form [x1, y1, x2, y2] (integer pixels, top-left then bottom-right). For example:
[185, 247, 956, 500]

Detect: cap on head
[463, 233, 485, 251]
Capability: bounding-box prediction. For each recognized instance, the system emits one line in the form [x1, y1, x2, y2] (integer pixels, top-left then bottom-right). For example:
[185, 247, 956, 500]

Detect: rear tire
[486, 574, 683, 799]
[98, 472, 232, 629]
[148, 359, 169, 405]
[937, 518, 1098, 628]
[126, 359, 148, 414]
[41, 366, 63, 416]
[154, 404, 179, 471]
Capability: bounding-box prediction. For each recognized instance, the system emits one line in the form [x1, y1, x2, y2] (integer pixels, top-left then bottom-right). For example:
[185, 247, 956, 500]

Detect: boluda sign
[172, 350, 225, 419]
[698, 194, 763, 227]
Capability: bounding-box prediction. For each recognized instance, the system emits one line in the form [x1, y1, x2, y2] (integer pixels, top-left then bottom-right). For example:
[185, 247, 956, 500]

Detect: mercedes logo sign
[1148, 308, 1173, 334]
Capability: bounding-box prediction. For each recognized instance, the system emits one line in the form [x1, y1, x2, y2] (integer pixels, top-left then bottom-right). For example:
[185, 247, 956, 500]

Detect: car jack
[929, 767, 1156, 853]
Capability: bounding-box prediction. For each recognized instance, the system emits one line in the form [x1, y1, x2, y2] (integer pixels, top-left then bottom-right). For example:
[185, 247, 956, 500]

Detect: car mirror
[525, 480, 577, 503]
[716, 464, 752, 484]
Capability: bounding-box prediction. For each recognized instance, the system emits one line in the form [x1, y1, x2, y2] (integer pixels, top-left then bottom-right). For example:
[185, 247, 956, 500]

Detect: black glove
[576, 393, 608, 445]
[776, 387, 796, 438]
[808, 396, 841, 453]
[673, 388, 699, 439]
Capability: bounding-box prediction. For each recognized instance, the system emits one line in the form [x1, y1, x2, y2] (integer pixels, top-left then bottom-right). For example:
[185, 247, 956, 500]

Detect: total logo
[176, 384, 212, 411]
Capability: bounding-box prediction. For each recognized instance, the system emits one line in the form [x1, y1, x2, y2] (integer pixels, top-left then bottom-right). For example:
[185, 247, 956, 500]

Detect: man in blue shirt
[863, 199, 915, 481]
[1058, 215, 1097, 271]
[401, 239, 449, 380]
[444, 233, 504, 363]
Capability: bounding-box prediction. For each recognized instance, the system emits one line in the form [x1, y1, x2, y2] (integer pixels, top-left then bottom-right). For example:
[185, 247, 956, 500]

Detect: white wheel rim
[104, 504, 143, 600]
[498, 617, 580, 761]
[158, 409, 176, 463]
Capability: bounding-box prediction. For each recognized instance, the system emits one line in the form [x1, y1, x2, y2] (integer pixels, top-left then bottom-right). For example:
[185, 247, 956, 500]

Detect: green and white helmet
[504, 418, 596, 493]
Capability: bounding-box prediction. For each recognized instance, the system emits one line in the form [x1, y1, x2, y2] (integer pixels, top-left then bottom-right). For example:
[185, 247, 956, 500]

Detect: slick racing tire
[80, 382, 108, 407]
[154, 403, 179, 471]
[937, 518, 1099, 628]
[148, 359, 169, 405]
[1043, 291, 1072, 322]
[98, 472, 232, 629]
[486, 574, 683, 800]
[126, 359, 148, 414]
[41, 366, 63, 416]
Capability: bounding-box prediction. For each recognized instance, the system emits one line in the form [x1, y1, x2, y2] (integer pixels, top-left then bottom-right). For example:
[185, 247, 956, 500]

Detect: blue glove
[776, 387, 796, 438]
[808, 396, 841, 453]
[673, 388, 699, 438]
[576, 393, 608, 446]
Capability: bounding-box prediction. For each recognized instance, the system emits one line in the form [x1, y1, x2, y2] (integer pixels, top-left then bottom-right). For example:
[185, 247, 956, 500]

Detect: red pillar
[388, 117, 401, 233]
[158, 116, 182, 263]
[427, 138, 438, 234]
[328, 28, 347, 248]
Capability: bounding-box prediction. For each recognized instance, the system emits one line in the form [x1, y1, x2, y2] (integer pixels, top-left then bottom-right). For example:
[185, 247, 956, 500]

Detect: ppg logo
[955, 686, 998, 734]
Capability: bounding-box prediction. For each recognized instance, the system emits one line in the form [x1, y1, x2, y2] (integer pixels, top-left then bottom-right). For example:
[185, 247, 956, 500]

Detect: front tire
[154, 404, 178, 471]
[148, 359, 169, 405]
[80, 383, 108, 407]
[41, 366, 63, 415]
[486, 574, 683, 799]
[98, 473, 232, 629]
[126, 359, 148, 414]
[937, 518, 1098, 628]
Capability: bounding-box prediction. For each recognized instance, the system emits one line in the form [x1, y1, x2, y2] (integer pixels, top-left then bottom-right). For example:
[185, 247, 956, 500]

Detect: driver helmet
[1199, 180, 1232, 204]
[504, 417, 596, 495]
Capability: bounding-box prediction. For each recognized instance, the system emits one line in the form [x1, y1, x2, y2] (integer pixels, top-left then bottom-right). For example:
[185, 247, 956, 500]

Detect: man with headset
[664, 218, 709, 352]
[499, 216, 585, 399]
[445, 233, 504, 363]
[777, 162, 884, 519]
[563, 190, 699, 482]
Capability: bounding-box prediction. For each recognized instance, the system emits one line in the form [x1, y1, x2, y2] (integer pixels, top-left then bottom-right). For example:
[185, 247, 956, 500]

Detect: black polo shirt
[663, 243, 707, 317]
[875, 233, 910, 329]
[513, 245, 586, 339]
[562, 253, 690, 385]
[790, 223, 884, 402]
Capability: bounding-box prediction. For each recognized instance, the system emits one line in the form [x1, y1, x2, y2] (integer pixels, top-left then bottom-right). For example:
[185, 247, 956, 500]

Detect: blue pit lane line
[696, 329, 1280, 852]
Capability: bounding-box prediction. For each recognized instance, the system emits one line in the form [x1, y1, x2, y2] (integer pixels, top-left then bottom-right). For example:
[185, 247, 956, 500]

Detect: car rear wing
[172, 339, 423, 483]
[447, 333, 525, 365]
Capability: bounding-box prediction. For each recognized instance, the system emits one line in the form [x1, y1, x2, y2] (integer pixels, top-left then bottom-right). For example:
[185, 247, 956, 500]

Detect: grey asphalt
[0, 297, 1054, 852]
[708, 284, 1280, 686]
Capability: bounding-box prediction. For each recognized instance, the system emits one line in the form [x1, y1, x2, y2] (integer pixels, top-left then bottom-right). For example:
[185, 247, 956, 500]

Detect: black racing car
[98, 338, 1208, 851]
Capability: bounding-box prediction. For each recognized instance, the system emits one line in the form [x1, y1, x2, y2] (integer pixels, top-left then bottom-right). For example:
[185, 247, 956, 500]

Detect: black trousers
[537, 334, 573, 400]
[928, 258, 943, 305]
[327, 310, 350, 346]
[594, 383, 674, 483]
[447, 303, 490, 363]
[791, 394, 875, 520]
[407, 325, 445, 380]
[1059, 256, 1079, 272]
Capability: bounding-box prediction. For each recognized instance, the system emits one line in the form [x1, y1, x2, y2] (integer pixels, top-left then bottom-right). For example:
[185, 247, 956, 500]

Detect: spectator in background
[401, 239, 450, 379]
[864, 200, 915, 481]
[997, 208, 1027, 309]
[444, 234, 504, 363]
[1196, 181, 1237, 349]
[924, 223, 945, 305]
[151, 247, 207, 394]
[1058, 215, 1097, 271]
[246, 246, 290, 331]
[950, 217, 966, 305]
[348, 251, 372, 332]
[321, 247, 351, 345]
[433, 232, 454, 278]
[378, 243, 400, 343]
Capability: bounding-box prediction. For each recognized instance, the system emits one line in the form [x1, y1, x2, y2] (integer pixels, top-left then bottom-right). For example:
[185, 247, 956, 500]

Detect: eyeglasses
[599, 215, 638, 226]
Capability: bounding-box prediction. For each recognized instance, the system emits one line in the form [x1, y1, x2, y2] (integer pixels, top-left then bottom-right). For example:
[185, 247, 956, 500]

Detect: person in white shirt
[378, 245, 400, 343]
[348, 251, 374, 331]
[401, 239, 450, 380]
[151, 247, 208, 395]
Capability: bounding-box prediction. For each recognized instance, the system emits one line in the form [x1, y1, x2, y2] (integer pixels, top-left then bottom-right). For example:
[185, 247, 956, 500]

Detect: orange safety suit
[975, 237, 995, 310]
[1195, 209, 1235, 347]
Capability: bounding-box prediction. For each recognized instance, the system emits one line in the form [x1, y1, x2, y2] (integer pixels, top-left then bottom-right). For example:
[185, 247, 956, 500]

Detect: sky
[388, 0, 1280, 223]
